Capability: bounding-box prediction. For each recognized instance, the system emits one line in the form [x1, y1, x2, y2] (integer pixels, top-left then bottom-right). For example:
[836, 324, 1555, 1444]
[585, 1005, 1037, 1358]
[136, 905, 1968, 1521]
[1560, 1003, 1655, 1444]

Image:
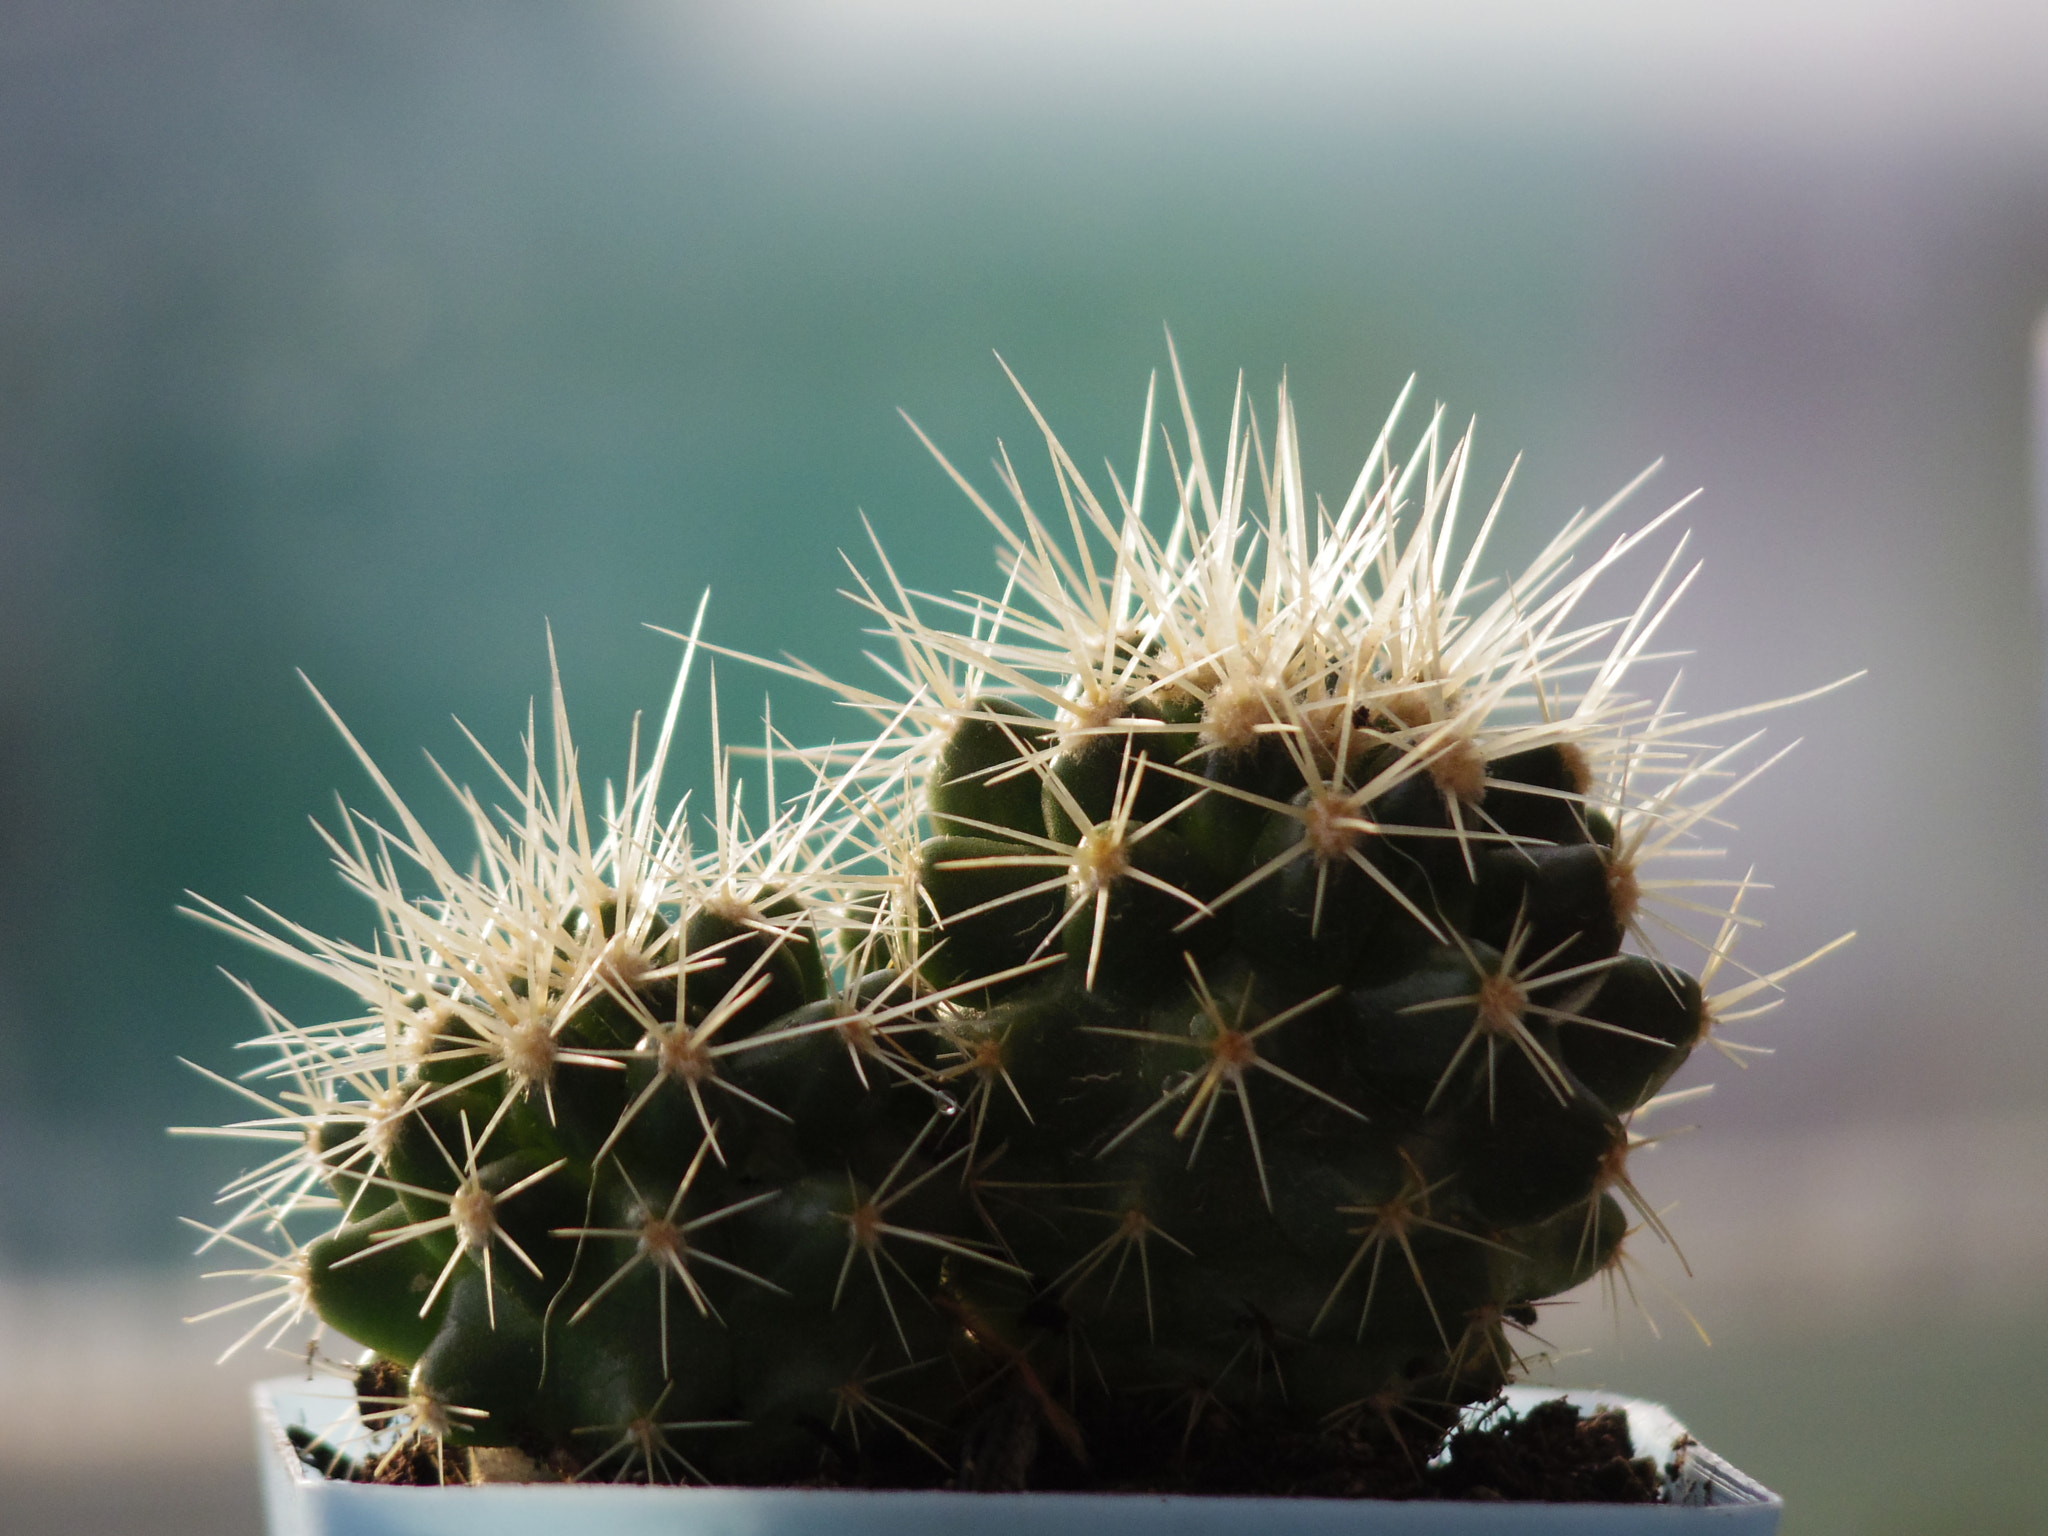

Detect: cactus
[188, 353, 1848, 1490]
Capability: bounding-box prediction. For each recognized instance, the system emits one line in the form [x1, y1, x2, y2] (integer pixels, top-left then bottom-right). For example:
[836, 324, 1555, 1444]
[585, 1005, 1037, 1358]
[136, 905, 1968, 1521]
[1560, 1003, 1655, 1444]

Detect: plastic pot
[255, 1377, 1782, 1535]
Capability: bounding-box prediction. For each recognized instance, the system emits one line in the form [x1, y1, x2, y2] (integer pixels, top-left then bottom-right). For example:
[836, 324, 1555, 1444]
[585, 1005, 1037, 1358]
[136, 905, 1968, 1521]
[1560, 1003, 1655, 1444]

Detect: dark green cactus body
[271, 695, 1690, 1487]
[928, 698, 1053, 840]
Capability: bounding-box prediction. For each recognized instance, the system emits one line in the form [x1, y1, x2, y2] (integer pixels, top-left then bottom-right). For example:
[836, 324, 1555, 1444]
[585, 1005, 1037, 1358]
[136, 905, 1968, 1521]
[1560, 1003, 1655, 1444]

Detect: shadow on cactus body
[186, 356, 1850, 1489]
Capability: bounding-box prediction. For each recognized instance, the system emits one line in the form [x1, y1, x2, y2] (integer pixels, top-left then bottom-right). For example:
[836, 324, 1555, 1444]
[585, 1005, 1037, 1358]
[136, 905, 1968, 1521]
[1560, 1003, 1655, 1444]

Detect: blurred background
[3, 3, 2046, 1531]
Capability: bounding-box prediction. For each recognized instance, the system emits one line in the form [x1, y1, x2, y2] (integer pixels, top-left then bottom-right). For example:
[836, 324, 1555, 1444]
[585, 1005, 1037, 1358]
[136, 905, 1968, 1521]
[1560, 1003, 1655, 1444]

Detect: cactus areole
[187, 350, 1849, 1493]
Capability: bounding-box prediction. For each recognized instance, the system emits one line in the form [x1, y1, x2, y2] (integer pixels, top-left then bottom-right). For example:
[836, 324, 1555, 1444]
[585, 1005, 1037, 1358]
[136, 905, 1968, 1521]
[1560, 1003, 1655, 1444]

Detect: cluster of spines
[185, 352, 1848, 1488]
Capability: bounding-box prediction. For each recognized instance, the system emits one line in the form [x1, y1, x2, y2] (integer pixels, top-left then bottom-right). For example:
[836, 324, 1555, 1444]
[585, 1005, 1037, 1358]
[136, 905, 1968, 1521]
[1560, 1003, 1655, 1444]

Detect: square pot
[254, 1377, 1781, 1535]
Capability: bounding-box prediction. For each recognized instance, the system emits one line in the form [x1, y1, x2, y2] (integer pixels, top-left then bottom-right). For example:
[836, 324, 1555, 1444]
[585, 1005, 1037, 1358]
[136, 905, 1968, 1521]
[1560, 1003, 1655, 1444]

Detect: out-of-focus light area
[2, 2, 2043, 1531]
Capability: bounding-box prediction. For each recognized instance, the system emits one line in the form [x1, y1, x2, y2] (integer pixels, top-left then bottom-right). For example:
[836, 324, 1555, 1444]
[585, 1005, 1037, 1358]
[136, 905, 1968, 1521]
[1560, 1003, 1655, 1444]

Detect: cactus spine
[189, 355, 1846, 1489]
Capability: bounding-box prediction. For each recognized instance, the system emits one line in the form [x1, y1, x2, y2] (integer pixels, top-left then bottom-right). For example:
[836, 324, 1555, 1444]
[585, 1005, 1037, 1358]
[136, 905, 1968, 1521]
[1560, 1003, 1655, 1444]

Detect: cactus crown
[187, 351, 1847, 1489]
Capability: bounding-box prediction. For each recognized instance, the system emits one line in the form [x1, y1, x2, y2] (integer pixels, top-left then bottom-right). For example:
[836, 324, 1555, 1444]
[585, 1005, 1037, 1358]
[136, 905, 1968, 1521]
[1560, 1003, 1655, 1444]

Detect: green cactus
[188, 355, 1849, 1489]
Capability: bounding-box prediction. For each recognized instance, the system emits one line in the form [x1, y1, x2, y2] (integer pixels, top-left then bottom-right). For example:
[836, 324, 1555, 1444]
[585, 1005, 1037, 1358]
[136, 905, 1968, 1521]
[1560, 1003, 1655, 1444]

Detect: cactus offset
[187, 353, 1848, 1489]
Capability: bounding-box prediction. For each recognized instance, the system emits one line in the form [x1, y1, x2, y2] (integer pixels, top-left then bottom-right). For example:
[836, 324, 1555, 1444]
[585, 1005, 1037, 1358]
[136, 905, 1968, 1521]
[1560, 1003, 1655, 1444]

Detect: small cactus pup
[188, 354, 1851, 1495]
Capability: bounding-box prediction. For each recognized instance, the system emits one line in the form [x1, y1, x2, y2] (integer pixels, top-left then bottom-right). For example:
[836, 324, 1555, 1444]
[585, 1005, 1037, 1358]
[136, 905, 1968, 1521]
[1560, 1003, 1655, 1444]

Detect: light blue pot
[256, 1378, 1781, 1536]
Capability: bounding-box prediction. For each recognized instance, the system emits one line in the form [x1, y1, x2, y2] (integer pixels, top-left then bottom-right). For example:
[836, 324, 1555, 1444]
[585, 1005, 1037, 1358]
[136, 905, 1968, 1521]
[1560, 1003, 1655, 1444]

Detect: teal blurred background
[3, 3, 2046, 1531]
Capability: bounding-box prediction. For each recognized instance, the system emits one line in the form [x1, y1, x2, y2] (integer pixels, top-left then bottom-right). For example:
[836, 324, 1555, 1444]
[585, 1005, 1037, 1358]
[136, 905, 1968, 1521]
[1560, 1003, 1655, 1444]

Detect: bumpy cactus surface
[190, 356, 1845, 1489]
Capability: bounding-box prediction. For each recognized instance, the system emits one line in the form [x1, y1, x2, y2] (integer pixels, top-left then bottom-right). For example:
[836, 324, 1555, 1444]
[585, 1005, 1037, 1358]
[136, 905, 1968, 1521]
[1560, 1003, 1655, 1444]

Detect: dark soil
[285, 1358, 462, 1486]
[1429, 1400, 1662, 1503]
[305, 1378, 1661, 1502]
[898, 1388, 1661, 1502]
[289, 1421, 458, 1486]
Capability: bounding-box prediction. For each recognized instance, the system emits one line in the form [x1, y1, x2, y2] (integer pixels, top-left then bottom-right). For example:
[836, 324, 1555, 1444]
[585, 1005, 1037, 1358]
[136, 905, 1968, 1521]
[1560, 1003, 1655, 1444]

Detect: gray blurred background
[3, 3, 2046, 1532]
